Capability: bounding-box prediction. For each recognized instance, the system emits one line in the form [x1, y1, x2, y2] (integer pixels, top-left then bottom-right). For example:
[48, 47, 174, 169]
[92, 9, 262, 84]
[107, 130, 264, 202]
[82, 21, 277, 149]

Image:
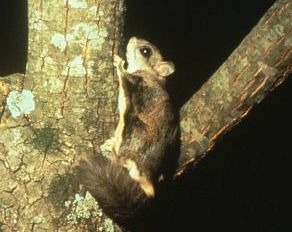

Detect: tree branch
[176, 0, 292, 176]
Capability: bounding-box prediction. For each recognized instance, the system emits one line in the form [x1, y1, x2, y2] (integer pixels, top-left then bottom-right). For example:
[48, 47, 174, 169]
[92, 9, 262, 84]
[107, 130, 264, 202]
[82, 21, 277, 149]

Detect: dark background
[0, 0, 291, 231]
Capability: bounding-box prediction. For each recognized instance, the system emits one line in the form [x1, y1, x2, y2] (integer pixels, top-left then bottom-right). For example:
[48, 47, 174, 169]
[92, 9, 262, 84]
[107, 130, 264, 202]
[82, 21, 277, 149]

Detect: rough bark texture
[0, 0, 124, 231]
[0, 0, 291, 231]
[176, 0, 292, 176]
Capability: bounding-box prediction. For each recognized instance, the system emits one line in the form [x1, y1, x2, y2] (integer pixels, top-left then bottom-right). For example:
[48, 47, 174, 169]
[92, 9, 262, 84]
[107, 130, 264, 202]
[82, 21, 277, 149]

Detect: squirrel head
[126, 37, 175, 79]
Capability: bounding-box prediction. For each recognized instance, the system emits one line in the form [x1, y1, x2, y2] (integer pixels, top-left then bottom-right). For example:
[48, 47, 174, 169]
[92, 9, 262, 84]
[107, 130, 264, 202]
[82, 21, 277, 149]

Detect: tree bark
[176, 0, 292, 176]
[0, 0, 291, 231]
[1, 0, 124, 231]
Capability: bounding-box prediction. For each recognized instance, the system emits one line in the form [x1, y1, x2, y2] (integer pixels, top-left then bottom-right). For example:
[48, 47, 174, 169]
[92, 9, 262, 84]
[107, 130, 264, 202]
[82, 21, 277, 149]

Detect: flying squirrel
[78, 37, 178, 228]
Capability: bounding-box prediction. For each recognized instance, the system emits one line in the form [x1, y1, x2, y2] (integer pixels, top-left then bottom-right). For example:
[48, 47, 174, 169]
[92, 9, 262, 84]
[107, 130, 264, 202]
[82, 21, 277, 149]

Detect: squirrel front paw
[113, 55, 125, 68]
[100, 137, 116, 160]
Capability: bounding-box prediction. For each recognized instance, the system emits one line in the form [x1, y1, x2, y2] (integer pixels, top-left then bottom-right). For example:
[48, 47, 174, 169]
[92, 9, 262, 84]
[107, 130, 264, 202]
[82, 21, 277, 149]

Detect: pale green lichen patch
[7, 90, 35, 118]
[69, 22, 107, 51]
[5, 149, 23, 172]
[32, 20, 48, 31]
[260, 24, 286, 49]
[67, 0, 87, 9]
[43, 74, 64, 92]
[88, 6, 101, 17]
[98, 27, 109, 38]
[64, 192, 115, 231]
[32, 215, 45, 225]
[102, 218, 115, 232]
[73, 23, 99, 40]
[0, 128, 25, 171]
[214, 68, 232, 93]
[273, 24, 285, 37]
[51, 33, 73, 52]
[7, 128, 23, 145]
[64, 192, 100, 224]
[62, 56, 86, 77]
[51, 34, 65, 51]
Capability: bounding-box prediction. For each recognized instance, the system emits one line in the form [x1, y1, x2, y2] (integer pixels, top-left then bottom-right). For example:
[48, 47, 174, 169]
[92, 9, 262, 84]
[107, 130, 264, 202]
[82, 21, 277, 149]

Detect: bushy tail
[77, 155, 152, 227]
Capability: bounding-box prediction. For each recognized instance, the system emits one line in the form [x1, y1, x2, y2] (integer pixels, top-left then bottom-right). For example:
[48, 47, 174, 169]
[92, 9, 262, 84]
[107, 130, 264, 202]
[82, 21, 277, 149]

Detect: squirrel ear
[153, 61, 175, 77]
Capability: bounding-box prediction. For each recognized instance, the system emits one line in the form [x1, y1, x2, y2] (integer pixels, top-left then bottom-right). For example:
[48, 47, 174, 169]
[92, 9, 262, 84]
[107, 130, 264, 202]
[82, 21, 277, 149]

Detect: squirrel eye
[139, 46, 152, 59]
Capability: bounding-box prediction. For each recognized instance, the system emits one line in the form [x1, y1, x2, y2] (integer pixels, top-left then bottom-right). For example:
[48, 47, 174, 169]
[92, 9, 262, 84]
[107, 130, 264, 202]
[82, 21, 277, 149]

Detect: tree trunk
[0, 0, 124, 231]
[0, 0, 291, 231]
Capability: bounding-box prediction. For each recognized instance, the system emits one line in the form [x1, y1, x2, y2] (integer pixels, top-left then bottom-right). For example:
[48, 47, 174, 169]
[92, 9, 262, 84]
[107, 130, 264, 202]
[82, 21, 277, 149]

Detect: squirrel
[78, 37, 178, 230]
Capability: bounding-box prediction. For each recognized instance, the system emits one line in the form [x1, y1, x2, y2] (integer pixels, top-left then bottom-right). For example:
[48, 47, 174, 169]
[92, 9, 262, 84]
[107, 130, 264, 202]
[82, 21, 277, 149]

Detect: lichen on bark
[0, 0, 291, 231]
[177, 0, 292, 175]
[0, 0, 124, 231]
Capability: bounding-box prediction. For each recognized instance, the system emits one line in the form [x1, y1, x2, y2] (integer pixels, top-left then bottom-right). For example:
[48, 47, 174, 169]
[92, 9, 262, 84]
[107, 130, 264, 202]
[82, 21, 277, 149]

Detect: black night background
[0, 0, 291, 231]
